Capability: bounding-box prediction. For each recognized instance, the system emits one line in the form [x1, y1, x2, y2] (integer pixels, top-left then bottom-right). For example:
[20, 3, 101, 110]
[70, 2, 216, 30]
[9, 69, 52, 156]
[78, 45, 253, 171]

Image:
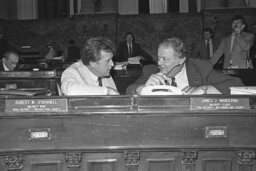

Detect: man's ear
[2, 58, 6, 63]
[179, 57, 186, 65]
[89, 61, 97, 68]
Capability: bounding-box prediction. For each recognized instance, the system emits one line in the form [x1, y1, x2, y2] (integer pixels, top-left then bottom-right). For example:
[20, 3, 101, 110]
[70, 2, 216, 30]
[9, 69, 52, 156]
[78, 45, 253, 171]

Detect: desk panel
[0, 96, 255, 171]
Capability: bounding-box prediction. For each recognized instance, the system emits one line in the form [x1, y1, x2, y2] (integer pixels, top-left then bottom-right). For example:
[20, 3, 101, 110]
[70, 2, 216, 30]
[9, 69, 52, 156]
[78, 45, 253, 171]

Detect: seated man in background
[114, 32, 156, 65]
[0, 50, 19, 71]
[211, 15, 254, 69]
[126, 37, 243, 95]
[61, 37, 119, 95]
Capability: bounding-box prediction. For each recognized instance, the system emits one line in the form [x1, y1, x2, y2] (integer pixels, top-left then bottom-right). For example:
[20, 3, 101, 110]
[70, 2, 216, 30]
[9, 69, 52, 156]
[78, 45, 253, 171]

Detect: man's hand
[144, 73, 166, 87]
[107, 87, 120, 95]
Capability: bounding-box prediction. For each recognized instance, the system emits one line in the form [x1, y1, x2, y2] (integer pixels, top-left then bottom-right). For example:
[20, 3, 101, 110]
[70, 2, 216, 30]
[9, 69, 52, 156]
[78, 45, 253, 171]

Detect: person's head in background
[69, 39, 76, 46]
[231, 15, 246, 35]
[157, 38, 187, 76]
[124, 32, 135, 44]
[81, 37, 115, 77]
[2, 50, 19, 71]
[203, 27, 214, 41]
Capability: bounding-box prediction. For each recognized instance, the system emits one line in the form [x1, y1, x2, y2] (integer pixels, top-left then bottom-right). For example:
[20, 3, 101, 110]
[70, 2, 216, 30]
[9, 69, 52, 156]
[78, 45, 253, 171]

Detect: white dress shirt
[172, 65, 189, 90]
[61, 61, 117, 95]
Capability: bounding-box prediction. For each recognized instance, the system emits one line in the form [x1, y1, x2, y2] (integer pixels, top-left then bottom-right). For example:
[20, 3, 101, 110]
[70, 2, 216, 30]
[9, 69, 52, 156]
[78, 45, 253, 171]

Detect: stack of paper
[230, 86, 256, 95]
[128, 56, 140, 64]
[114, 62, 128, 70]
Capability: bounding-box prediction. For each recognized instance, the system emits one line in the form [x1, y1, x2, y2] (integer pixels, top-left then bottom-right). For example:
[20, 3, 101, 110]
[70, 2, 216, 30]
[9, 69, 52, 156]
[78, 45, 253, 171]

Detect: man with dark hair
[211, 15, 255, 68]
[0, 50, 19, 71]
[61, 37, 119, 95]
[193, 27, 217, 59]
[126, 37, 243, 95]
[114, 32, 156, 65]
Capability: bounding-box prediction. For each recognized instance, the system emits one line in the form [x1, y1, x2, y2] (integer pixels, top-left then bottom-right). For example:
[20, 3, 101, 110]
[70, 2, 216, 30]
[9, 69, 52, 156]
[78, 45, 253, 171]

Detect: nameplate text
[5, 99, 68, 112]
[190, 97, 250, 110]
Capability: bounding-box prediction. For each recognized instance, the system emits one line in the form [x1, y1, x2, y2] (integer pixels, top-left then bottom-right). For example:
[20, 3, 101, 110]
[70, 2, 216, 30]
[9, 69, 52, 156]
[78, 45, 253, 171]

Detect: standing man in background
[211, 15, 255, 69]
[193, 27, 216, 60]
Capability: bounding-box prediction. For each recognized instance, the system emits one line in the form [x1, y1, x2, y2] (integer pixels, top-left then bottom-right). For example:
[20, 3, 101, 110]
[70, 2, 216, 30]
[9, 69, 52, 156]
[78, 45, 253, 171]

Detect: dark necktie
[129, 44, 132, 57]
[206, 40, 210, 58]
[98, 77, 103, 87]
[171, 77, 177, 87]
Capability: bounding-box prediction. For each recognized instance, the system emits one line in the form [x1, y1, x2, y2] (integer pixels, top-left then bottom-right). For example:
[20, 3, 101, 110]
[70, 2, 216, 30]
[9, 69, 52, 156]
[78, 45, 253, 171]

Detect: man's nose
[158, 58, 164, 65]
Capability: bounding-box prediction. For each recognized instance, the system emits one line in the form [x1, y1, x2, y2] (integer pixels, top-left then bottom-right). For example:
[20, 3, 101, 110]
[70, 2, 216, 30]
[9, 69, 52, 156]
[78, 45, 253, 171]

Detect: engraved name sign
[5, 99, 68, 112]
[190, 97, 250, 110]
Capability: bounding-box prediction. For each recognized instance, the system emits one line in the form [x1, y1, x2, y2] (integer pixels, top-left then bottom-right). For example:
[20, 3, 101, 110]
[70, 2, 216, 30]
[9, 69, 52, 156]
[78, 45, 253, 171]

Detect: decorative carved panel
[4, 154, 23, 170]
[65, 152, 82, 168]
[181, 151, 198, 164]
[238, 151, 256, 165]
[123, 151, 140, 166]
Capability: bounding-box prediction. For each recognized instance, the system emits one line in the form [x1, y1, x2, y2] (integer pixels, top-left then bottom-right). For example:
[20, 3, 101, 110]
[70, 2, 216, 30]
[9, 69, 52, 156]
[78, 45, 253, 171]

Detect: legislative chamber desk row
[0, 95, 256, 171]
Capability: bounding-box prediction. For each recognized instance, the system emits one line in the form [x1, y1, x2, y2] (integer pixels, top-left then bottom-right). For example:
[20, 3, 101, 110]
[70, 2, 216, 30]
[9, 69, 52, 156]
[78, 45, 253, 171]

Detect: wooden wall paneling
[199, 151, 235, 171]
[24, 154, 64, 171]
[140, 151, 179, 171]
[82, 153, 123, 171]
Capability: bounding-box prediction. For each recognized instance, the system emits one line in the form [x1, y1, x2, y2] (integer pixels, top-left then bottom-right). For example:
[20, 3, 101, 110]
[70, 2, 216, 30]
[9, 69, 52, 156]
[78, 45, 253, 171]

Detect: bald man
[0, 50, 19, 71]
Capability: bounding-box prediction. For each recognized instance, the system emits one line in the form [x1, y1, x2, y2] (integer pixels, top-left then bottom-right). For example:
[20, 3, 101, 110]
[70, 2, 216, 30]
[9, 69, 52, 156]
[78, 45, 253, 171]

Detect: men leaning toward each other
[211, 15, 255, 69]
[126, 37, 244, 95]
[0, 50, 19, 71]
[61, 37, 119, 95]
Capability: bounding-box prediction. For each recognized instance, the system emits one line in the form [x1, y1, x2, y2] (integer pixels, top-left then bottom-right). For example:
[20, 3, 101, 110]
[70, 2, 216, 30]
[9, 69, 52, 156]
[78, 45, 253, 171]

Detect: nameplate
[5, 99, 68, 112]
[28, 128, 51, 141]
[190, 97, 250, 110]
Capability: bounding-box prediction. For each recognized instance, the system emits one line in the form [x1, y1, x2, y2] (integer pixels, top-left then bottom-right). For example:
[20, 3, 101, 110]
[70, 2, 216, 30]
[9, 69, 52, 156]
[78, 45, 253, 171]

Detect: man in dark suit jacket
[126, 38, 243, 95]
[193, 27, 217, 60]
[0, 50, 19, 71]
[114, 32, 156, 65]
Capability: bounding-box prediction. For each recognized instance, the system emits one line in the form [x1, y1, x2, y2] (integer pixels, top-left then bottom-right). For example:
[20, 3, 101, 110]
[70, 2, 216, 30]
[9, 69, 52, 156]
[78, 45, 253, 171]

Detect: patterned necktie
[171, 77, 177, 87]
[98, 77, 103, 87]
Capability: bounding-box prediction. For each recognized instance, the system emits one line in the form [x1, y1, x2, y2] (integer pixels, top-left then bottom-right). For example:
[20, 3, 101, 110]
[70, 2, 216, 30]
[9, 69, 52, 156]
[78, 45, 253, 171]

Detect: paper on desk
[128, 56, 141, 64]
[230, 86, 256, 95]
[114, 62, 128, 70]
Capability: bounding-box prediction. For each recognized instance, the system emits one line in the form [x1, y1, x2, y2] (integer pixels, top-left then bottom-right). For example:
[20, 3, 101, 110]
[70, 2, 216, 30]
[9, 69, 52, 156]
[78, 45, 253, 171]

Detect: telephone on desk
[141, 85, 183, 95]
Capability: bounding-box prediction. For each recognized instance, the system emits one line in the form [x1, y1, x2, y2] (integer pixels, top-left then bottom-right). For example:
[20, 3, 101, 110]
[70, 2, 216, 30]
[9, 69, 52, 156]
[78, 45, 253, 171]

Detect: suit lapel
[186, 61, 203, 87]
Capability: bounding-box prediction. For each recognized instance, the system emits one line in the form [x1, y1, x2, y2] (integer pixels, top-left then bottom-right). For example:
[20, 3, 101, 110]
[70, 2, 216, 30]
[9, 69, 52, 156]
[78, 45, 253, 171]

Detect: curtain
[149, 0, 167, 14]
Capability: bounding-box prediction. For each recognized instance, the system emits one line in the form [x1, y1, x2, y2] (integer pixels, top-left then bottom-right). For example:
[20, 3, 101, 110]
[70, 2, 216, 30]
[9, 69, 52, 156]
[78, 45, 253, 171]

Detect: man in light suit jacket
[114, 32, 156, 65]
[61, 37, 119, 95]
[193, 27, 217, 60]
[126, 38, 243, 95]
[211, 15, 255, 69]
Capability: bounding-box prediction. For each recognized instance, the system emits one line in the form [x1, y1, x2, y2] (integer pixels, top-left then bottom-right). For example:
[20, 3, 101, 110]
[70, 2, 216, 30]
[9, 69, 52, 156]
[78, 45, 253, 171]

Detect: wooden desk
[0, 71, 60, 96]
[111, 67, 142, 95]
[220, 69, 256, 86]
[0, 95, 255, 171]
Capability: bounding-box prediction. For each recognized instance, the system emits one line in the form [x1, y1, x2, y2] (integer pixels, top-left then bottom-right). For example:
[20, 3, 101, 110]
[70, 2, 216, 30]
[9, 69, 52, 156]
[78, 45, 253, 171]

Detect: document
[128, 56, 141, 64]
[230, 86, 256, 95]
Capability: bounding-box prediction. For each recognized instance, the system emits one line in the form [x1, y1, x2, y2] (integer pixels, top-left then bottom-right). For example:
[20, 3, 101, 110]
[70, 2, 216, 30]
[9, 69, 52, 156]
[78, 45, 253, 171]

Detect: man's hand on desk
[183, 85, 222, 95]
[107, 87, 120, 95]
